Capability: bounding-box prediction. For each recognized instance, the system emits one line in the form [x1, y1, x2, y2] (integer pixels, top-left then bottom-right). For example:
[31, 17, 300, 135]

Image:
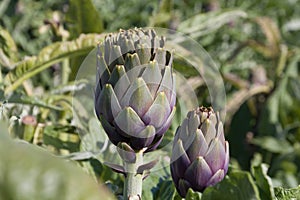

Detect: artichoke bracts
[95, 28, 176, 152]
[171, 107, 229, 197]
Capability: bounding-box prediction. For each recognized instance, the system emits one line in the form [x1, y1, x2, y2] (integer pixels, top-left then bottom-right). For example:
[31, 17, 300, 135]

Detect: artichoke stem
[123, 150, 143, 200]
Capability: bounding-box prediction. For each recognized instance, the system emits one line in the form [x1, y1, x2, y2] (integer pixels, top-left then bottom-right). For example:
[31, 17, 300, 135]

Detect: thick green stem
[123, 150, 143, 200]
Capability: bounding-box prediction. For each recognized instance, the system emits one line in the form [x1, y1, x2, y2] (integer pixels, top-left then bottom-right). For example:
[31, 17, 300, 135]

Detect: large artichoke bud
[95, 28, 176, 152]
[170, 107, 229, 197]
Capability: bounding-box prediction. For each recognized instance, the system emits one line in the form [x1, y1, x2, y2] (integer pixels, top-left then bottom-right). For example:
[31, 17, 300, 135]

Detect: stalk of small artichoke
[170, 106, 229, 197]
[95, 28, 176, 199]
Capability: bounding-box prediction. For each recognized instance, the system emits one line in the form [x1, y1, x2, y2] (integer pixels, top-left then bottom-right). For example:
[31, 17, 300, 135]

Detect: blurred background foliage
[0, 0, 300, 199]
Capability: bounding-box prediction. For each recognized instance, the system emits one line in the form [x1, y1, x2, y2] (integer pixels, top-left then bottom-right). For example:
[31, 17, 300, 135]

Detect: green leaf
[66, 0, 103, 39]
[251, 136, 293, 154]
[0, 0, 10, 18]
[81, 117, 108, 153]
[185, 188, 202, 200]
[4, 33, 104, 94]
[0, 89, 63, 111]
[260, 54, 300, 133]
[142, 166, 172, 200]
[0, 27, 18, 67]
[66, 0, 104, 80]
[202, 171, 261, 200]
[149, 0, 173, 27]
[274, 186, 300, 200]
[43, 124, 81, 154]
[178, 10, 247, 38]
[0, 122, 115, 200]
[251, 163, 275, 200]
[152, 180, 176, 200]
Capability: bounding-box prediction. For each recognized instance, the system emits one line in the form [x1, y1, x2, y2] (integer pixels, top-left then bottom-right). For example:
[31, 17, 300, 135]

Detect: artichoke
[95, 28, 176, 152]
[170, 106, 229, 197]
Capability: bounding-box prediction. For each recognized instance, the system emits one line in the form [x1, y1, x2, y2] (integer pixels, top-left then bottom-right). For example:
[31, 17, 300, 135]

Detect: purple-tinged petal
[187, 111, 200, 136]
[120, 78, 149, 108]
[137, 159, 158, 174]
[113, 70, 131, 102]
[184, 156, 212, 191]
[166, 50, 173, 67]
[169, 86, 176, 109]
[108, 45, 124, 70]
[151, 36, 160, 55]
[96, 84, 121, 122]
[206, 169, 225, 187]
[117, 142, 136, 163]
[140, 61, 162, 97]
[197, 130, 209, 157]
[136, 44, 151, 64]
[170, 161, 179, 185]
[127, 78, 154, 116]
[124, 53, 142, 83]
[108, 65, 126, 88]
[114, 107, 145, 137]
[157, 65, 173, 103]
[186, 129, 208, 160]
[142, 92, 171, 128]
[154, 48, 166, 67]
[171, 139, 191, 179]
[124, 53, 141, 71]
[96, 54, 110, 90]
[145, 135, 163, 152]
[155, 107, 176, 136]
[104, 37, 111, 64]
[204, 138, 226, 174]
[169, 66, 176, 108]
[119, 38, 135, 55]
[177, 117, 195, 151]
[201, 118, 217, 144]
[216, 121, 225, 145]
[99, 115, 128, 146]
[130, 125, 156, 150]
[223, 141, 230, 174]
[104, 162, 125, 175]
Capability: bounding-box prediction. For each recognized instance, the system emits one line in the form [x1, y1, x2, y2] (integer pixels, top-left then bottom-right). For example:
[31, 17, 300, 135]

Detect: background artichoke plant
[170, 106, 229, 197]
[95, 28, 176, 152]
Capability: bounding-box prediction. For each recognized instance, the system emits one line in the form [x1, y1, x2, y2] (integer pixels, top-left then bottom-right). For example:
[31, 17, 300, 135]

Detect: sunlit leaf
[4, 33, 104, 94]
[178, 10, 247, 38]
[274, 186, 300, 200]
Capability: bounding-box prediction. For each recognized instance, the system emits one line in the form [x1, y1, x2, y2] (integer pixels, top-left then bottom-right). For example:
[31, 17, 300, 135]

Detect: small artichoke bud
[170, 106, 229, 197]
[95, 28, 176, 152]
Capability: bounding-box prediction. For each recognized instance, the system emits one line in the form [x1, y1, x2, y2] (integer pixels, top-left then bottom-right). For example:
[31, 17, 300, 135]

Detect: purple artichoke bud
[170, 106, 229, 197]
[95, 28, 176, 152]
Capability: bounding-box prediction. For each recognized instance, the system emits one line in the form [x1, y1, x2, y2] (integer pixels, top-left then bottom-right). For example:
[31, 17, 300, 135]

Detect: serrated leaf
[274, 186, 300, 200]
[0, 28, 18, 67]
[4, 33, 104, 94]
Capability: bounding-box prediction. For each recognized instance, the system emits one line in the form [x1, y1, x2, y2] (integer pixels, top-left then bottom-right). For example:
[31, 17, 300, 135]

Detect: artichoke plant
[95, 28, 176, 152]
[170, 106, 229, 197]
